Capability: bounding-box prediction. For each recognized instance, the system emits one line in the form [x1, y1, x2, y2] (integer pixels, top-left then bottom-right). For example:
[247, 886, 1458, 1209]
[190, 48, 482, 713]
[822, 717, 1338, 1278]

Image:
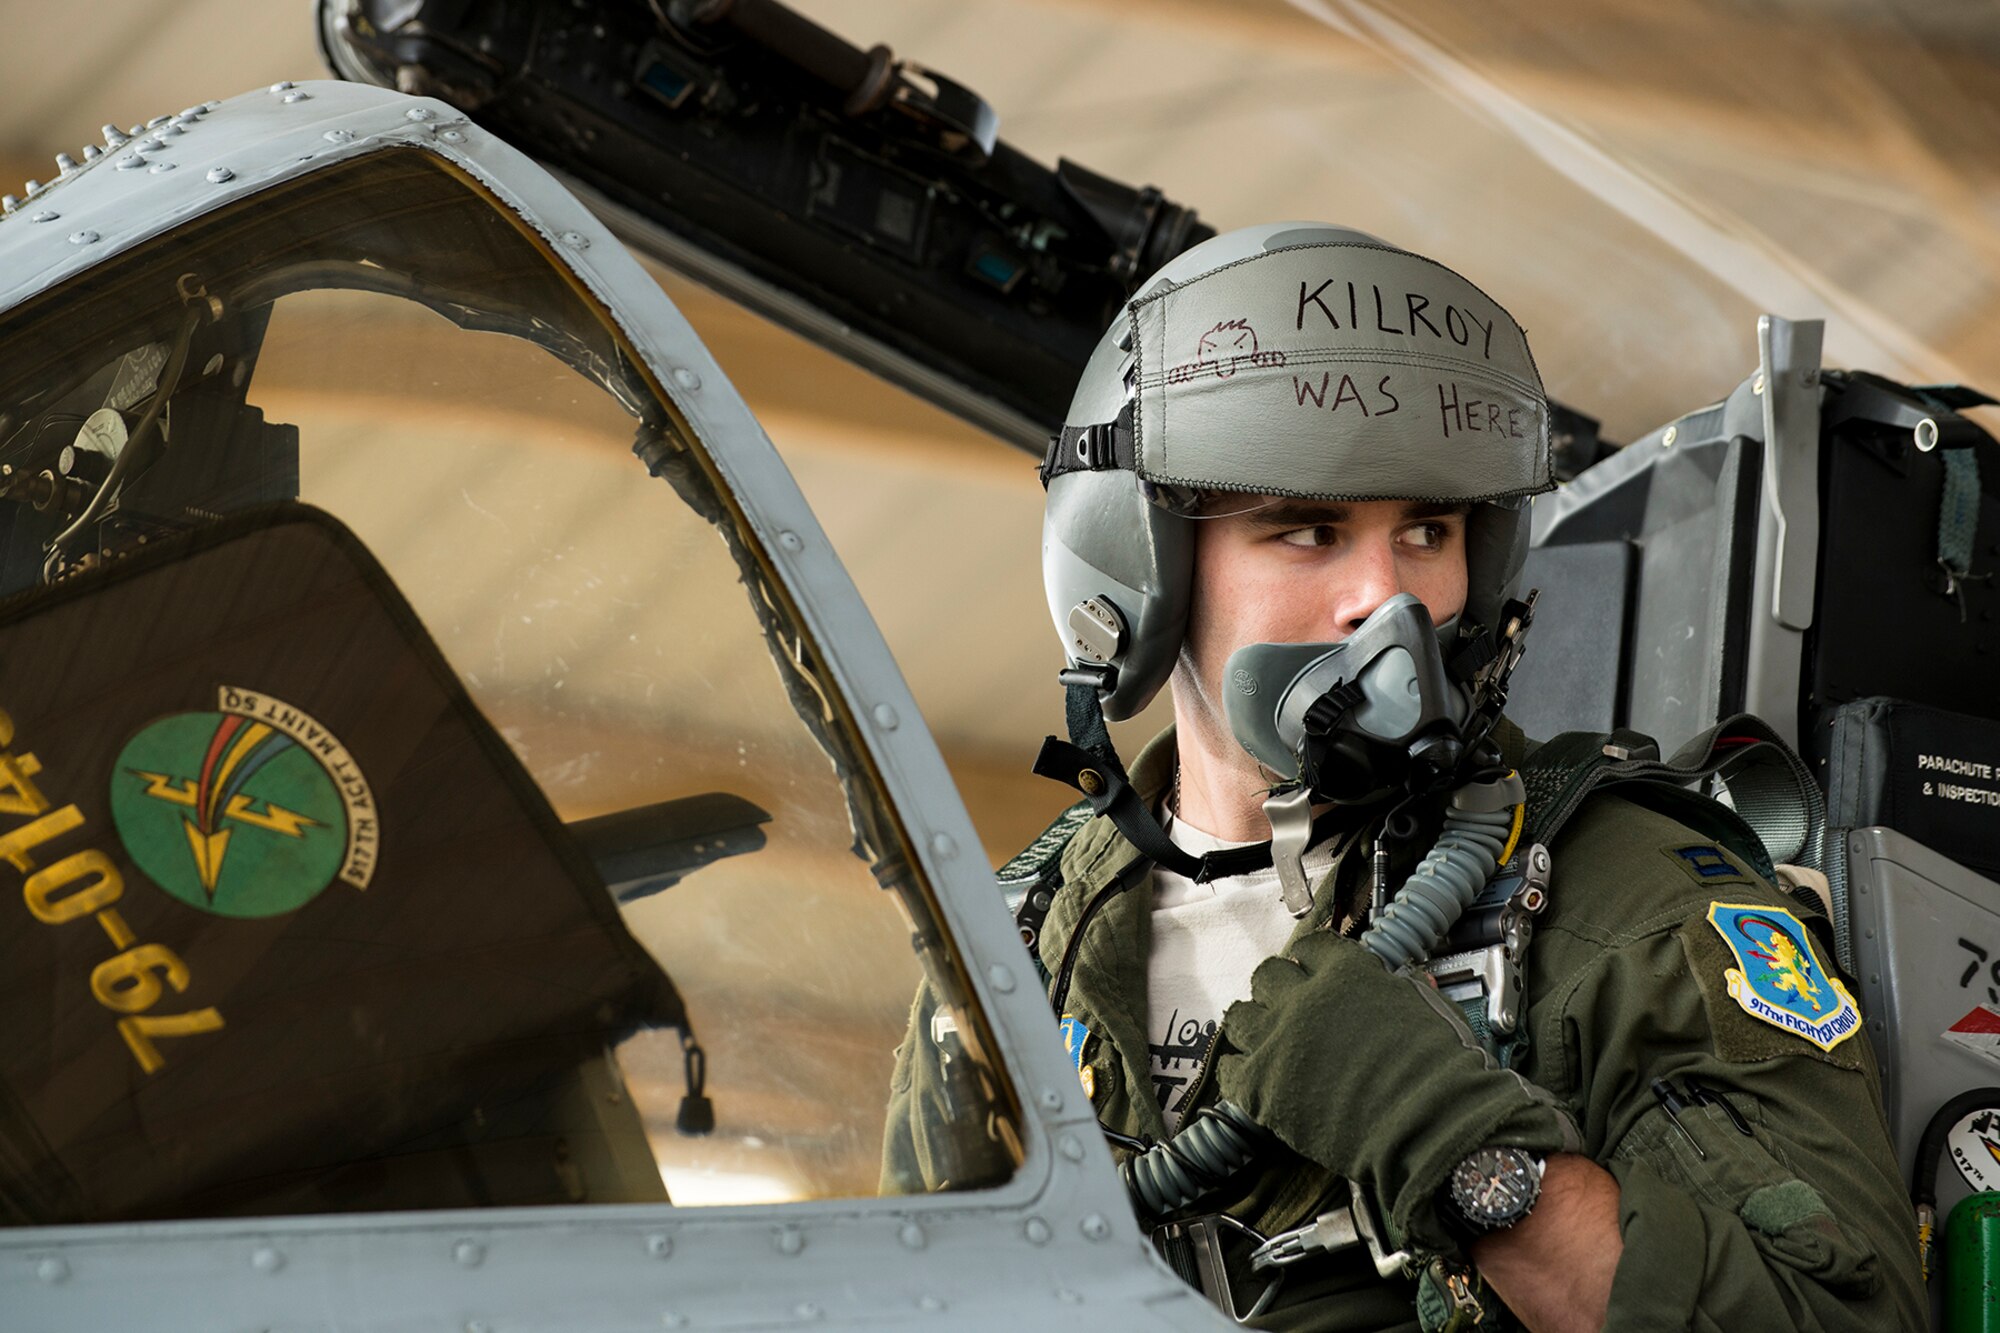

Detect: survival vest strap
[1431, 714, 1823, 1072]
[1004, 708, 1826, 1011]
[998, 797, 1091, 983]
[1516, 711, 1825, 882]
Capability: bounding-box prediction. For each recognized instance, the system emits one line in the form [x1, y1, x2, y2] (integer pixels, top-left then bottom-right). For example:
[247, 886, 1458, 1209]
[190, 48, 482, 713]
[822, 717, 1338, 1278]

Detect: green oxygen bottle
[1914, 1089, 2000, 1328]
[1947, 1192, 2000, 1332]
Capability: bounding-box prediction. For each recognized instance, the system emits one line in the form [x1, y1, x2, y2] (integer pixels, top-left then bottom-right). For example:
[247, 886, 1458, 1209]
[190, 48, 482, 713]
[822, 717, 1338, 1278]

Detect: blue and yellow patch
[1706, 903, 1860, 1052]
[1058, 1014, 1096, 1100]
[1058, 1014, 1089, 1070]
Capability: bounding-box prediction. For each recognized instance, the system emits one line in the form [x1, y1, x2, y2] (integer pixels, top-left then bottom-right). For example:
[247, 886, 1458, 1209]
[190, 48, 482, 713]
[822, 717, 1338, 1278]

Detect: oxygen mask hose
[1121, 773, 1526, 1223]
[1360, 773, 1526, 972]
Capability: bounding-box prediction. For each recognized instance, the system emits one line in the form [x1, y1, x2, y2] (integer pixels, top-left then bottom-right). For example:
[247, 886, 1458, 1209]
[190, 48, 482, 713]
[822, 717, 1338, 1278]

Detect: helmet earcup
[1461, 498, 1531, 634]
[1042, 470, 1192, 721]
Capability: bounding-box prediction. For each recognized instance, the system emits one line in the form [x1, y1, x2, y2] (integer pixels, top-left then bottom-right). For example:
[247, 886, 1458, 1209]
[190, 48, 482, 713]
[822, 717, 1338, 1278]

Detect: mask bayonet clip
[1262, 783, 1317, 918]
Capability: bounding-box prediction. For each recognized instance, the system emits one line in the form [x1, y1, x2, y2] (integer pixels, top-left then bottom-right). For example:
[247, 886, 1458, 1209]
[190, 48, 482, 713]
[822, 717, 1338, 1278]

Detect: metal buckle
[1428, 843, 1550, 1037]
[1249, 1203, 1360, 1270]
[1428, 1257, 1487, 1332]
[1251, 1179, 1412, 1281]
[1153, 1213, 1285, 1325]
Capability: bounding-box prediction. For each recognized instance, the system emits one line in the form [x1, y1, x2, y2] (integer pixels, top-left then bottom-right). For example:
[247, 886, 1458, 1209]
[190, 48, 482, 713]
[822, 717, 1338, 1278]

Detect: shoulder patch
[1662, 842, 1756, 888]
[1058, 1014, 1090, 1069]
[1705, 903, 1861, 1054]
[1058, 1014, 1096, 1100]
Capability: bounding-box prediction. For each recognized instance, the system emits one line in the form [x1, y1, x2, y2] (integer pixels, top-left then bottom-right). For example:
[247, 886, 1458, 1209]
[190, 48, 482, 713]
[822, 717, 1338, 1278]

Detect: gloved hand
[1217, 930, 1580, 1254]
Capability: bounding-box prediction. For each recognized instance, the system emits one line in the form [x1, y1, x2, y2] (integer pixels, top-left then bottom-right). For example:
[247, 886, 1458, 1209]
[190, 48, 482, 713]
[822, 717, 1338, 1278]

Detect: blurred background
[5, 0, 1999, 865]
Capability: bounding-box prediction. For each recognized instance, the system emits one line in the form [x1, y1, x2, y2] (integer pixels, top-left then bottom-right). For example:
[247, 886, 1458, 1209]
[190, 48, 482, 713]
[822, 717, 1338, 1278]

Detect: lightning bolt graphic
[129, 770, 317, 835]
[131, 770, 198, 806]
[132, 767, 321, 897]
[218, 793, 321, 837]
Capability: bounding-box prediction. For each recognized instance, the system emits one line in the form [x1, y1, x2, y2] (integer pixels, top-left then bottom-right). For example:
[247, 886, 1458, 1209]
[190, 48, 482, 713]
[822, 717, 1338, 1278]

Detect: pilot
[884, 223, 1924, 1330]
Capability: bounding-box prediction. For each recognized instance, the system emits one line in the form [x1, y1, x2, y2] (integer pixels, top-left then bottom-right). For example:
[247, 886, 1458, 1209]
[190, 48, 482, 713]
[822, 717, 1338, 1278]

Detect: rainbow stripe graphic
[183, 717, 298, 894]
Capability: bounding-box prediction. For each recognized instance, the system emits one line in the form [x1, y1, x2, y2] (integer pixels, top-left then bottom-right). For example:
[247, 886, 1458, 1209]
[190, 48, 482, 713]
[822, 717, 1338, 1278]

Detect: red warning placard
[1942, 1004, 2000, 1069]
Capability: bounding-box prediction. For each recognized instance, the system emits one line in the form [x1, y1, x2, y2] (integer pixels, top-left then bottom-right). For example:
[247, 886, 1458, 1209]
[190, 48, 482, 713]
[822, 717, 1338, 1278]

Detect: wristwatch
[1443, 1145, 1546, 1236]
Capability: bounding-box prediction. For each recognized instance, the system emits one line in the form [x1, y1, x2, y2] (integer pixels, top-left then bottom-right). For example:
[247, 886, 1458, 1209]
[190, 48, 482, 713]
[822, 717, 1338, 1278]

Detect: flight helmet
[1041, 222, 1554, 721]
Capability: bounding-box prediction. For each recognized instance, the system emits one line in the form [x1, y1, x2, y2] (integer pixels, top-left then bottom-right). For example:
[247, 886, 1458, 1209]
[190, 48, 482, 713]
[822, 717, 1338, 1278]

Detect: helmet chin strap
[1032, 673, 1347, 885]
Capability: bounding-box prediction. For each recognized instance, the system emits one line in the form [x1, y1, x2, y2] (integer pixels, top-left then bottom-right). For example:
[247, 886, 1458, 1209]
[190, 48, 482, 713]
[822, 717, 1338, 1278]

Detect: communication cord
[1121, 779, 1523, 1223]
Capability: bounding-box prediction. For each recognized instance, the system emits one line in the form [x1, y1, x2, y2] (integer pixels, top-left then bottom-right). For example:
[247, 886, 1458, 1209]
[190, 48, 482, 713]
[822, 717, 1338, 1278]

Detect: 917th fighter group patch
[1706, 903, 1861, 1052]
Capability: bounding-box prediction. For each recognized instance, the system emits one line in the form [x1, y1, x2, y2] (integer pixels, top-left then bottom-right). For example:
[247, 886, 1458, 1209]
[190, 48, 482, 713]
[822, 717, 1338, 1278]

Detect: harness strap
[1519, 714, 1819, 874]
[1032, 733, 1352, 884]
[1940, 445, 1981, 581]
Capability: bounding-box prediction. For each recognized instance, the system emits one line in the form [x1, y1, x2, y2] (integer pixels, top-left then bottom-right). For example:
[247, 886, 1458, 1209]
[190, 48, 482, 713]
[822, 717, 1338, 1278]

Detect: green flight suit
[882, 726, 1925, 1331]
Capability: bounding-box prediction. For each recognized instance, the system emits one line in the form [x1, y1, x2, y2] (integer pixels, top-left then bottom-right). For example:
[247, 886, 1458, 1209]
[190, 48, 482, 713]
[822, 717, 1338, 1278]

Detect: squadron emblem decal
[109, 686, 378, 918]
[1947, 1106, 2000, 1193]
[1706, 903, 1860, 1052]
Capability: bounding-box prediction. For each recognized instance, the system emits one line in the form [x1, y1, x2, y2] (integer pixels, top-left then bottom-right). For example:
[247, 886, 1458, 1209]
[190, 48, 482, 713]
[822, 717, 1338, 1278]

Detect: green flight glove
[1217, 930, 1581, 1255]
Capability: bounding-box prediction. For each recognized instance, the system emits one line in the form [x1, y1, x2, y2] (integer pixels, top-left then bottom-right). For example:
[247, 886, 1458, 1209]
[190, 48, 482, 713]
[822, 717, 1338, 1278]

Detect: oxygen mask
[1223, 593, 1473, 806]
[1221, 594, 1497, 919]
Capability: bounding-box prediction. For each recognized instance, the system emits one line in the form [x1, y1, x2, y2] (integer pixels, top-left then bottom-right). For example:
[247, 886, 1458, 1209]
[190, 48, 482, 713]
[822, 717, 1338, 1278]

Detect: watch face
[1450, 1146, 1541, 1227]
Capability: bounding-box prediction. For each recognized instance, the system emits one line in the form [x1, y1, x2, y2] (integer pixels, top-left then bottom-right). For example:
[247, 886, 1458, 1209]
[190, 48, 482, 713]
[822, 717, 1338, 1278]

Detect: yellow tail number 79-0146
[0, 708, 224, 1074]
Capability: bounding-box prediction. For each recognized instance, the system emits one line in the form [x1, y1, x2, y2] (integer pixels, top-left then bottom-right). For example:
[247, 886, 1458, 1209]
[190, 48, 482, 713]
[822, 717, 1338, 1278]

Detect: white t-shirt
[1146, 814, 1343, 1132]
